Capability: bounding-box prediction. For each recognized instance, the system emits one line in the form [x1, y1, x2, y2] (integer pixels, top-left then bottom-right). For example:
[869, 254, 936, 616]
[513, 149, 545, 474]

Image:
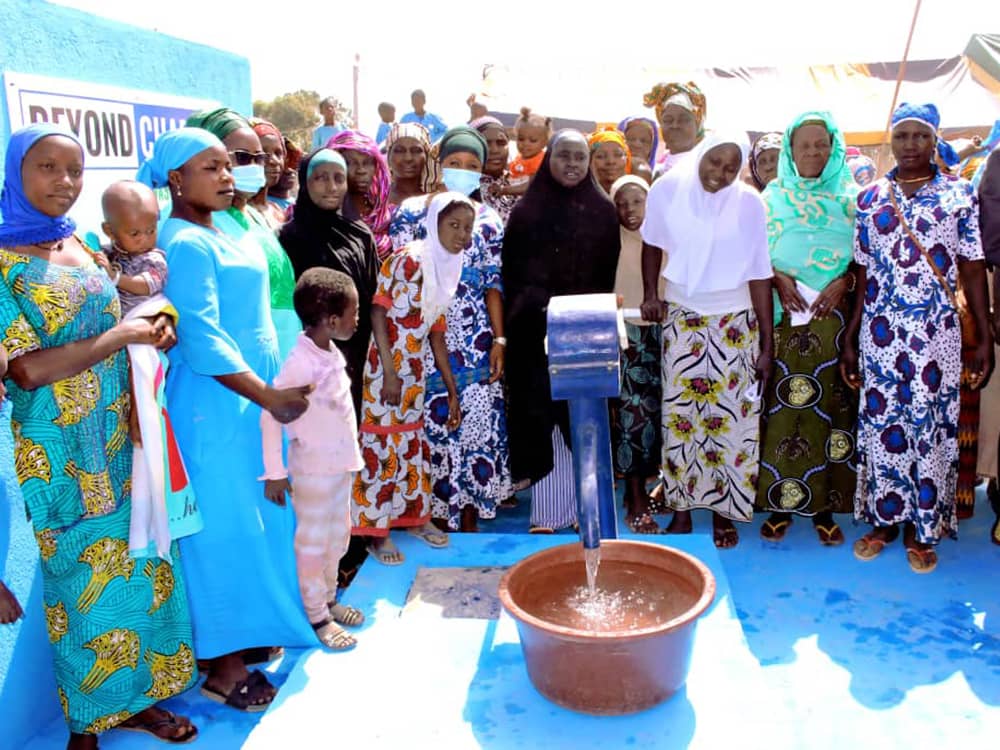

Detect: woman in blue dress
[138, 127, 315, 711]
[389, 126, 513, 533]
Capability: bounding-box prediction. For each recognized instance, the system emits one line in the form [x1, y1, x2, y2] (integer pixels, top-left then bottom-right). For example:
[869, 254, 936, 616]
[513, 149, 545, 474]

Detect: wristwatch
[493, 336, 507, 346]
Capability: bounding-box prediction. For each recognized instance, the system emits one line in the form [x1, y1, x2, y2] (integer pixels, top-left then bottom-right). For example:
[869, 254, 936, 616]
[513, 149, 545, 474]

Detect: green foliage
[252, 90, 353, 151]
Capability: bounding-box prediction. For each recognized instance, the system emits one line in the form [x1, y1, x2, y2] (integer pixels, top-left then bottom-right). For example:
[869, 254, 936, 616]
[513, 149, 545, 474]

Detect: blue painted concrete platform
[22, 494, 1000, 749]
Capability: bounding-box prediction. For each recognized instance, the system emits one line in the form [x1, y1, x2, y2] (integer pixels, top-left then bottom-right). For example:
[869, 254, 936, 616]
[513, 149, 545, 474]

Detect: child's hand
[446, 392, 462, 431]
[264, 478, 291, 506]
[0, 581, 23, 624]
[93, 251, 113, 277]
[380, 370, 402, 406]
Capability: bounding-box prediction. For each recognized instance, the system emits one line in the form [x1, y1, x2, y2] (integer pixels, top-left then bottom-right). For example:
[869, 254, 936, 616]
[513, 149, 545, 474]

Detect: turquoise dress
[160, 219, 315, 657]
[0, 248, 196, 733]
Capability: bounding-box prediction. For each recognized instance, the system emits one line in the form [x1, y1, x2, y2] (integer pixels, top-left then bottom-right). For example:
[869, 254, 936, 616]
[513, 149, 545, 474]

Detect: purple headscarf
[326, 130, 393, 260]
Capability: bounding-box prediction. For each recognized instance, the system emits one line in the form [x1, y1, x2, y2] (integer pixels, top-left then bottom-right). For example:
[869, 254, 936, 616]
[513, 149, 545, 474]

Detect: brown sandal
[761, 515, 792, 541]
[853, 527, 899, 561]
[118, 709, 198, 744]
[312, 617, 357, 650]
[200, 670, 275, 713]
[626, 512, 661, 534]
[814, 523, 845, 546]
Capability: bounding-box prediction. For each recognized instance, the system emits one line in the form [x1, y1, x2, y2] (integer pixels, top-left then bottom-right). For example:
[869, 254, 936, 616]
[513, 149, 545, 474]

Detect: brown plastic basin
[497, 540, 715, 715]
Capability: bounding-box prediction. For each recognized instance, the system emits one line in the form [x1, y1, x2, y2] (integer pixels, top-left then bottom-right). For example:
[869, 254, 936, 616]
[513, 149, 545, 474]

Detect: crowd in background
[2, 79, 1000, 747]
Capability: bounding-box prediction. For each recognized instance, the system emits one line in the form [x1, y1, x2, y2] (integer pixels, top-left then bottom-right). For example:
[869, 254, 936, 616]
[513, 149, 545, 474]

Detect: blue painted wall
[0, 2, 251, 746]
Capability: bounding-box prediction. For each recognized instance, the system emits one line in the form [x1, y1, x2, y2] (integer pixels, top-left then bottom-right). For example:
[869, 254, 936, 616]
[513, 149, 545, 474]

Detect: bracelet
[493, 336, 507, 347]
[109, 270, 121, 286]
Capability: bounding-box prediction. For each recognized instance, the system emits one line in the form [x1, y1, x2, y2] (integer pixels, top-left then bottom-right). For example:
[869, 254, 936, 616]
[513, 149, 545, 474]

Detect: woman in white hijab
[351, 192, 471, 565]
[638, 130, 774, 548]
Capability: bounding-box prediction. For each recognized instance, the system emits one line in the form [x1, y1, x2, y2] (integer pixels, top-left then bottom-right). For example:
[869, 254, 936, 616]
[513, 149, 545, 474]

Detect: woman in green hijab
[755, 111, 860, 545]
[186, 108, 300, 360]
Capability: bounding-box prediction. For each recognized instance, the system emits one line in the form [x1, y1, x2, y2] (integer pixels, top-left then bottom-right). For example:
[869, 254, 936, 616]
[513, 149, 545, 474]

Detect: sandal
[625, 513, 661, 534]
[853, 527, 899, 561]
[367, 538, 404, 566]
[760, 515, 792, 541]
[118, 709, 198, 744]
[407, 524, 449, 548]
[529, 525, 554, 534]
[200, 670, 275, 713]
[328, 602, 365, 627]
[713, 525, 739, 549]
[499, 495, 519, 509]
[312, 618, 357, 650]
[905, 545, 938, 574]
[991, 515, 1000, 547]
[814, 522, 845, 546]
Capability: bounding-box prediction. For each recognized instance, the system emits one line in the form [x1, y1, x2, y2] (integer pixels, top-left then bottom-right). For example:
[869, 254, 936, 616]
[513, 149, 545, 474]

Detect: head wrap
[306, 148, 347, 179]
[0, 124, 82, 247]
[470, 115, 505, 133]
[437, 126, 488, 166]
[249, 117, 283, 143]
[890, 102, 960, 167]
[325, 130, 393, 260]
[748, 132, 783, 190]
[641, 129, 773, 295]
[617, 116, 660, 169]
[384, 123, 439, 193]
[763, 111, 858, 321]
[642, 82, 707, 137]
[419, 191, 473, 324]
[136, 127, 225, 189]
[588, 128, 633, 175]
[185, 107, 251, 141]
[609, 174, 649, 202]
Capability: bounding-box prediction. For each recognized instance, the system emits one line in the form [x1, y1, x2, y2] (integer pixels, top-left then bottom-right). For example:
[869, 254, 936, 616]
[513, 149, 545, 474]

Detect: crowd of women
[2, 78, 1000, 747]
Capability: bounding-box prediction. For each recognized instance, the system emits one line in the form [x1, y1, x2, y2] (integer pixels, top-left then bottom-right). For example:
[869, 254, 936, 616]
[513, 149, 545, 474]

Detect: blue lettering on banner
[135, 104, 198, 162]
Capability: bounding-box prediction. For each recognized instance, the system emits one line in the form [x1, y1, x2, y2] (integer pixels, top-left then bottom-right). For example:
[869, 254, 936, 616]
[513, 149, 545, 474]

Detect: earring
[175, 185, 183, 197]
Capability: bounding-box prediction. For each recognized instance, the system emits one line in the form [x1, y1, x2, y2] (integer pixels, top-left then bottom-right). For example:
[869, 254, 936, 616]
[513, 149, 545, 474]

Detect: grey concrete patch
[403, 566, 509, 620]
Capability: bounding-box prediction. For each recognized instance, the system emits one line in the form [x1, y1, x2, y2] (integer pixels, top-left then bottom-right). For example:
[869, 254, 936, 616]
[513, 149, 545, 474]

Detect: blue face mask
[232, 164, 266, 194]
[442, 167, 481, 196]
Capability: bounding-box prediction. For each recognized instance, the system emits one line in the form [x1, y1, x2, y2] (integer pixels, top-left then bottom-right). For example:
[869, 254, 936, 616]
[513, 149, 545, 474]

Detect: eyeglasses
[229, 150, 268, 167]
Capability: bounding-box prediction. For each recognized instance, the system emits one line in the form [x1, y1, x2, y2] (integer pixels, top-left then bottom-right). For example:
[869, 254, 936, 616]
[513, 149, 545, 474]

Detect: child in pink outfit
[260, 268, 365, 650]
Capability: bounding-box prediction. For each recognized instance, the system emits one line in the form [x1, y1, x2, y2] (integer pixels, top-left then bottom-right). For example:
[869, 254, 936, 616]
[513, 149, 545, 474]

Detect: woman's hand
[488, 341, 505, 383]
[116, 318, 166, 346]
[811, 276, 850, 320]
[0, 581, 23, 625]
[380, 369, 402, 406]
[640, 295, 665, 323]
[148, 314, 177, 351]
[266, 385, 312, 423]
[754, 346, 774, 393]
[967, 340, 996, 391]
[772, 270, 808, 314]
[263, 478, 291, 507]
[839, 344, 862, 390]
[446, 391, 462, 431]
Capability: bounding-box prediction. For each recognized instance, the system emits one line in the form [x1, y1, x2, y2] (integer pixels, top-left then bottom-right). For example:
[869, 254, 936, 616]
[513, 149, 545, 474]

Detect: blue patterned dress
[390, 197, 513, 529]
[853, 169, 983, 543]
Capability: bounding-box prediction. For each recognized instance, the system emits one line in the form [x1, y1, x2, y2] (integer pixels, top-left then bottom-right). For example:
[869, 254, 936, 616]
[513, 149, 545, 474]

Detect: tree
[253, 90, 352, 152]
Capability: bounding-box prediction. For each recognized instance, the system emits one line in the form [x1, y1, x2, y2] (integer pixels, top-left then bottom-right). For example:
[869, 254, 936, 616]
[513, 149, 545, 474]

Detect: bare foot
[664, 509, 693, 534]
[713, 514, 739, 549]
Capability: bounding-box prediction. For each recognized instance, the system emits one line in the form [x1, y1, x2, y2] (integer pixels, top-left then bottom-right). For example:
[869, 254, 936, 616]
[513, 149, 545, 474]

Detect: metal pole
[878, 0, 923, 173]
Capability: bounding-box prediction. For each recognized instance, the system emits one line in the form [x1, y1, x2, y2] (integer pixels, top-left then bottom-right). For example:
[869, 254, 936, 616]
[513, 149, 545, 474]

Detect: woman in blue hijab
[0, 123, 198, 747]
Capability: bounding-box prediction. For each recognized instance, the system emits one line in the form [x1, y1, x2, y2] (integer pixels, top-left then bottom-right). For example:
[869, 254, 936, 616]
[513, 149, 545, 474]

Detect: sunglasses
[229, 150, 268, 167]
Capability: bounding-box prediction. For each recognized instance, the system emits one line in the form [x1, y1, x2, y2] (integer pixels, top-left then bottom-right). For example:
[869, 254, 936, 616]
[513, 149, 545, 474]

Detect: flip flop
[367, 539, 405, 565]
[713, 524, 739, 549]
[853, 528, 899, 561]
[118, 710, 198, 744]
[407, 525, 449, 548]
[814, 522, 845, 546]
[760, 516, 792, 541]
[905, 546, 938, 574]
[328, 602, 365, 627]
[200, 671, 274, 713]
[529, 525, 554, 534]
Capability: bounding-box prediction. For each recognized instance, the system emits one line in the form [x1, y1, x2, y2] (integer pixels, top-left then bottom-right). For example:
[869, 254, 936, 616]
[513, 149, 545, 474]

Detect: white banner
[4, 72, 219, 241]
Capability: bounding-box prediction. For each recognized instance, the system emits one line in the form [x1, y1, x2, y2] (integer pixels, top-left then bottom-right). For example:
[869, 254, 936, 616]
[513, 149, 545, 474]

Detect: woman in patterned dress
[841, 103, 993, 573]
[640, 130, 774, 549]
[472, 116, 519, 224]
[756, 111, 859, 546]
[353, 193, 470, 563]
[0, 124, 198, 748]
[389, 126, 512, 533]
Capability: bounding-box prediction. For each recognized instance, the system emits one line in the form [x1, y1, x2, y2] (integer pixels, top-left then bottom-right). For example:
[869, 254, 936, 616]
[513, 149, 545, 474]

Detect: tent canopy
[479, 37, 1000, 145]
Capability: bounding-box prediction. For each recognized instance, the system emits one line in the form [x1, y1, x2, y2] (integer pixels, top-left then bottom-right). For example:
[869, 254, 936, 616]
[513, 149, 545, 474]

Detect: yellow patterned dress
[0, 249, 197, 734]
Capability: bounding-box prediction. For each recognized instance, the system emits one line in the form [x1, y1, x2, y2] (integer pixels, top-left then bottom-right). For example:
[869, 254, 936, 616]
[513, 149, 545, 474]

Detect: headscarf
[609, 174, 649, 202]
[470, 115, 505, 133]
[588, 128, 633, 175]
[136, 127, 225, 189]
[306, 148, 347, 178]
[384, 122, 438, 193]
[641, 129, 771, 296]
[418, 191, 473, 324]
[249, 117, 282, 142]
[0, 124, 82, 247]
[891, 102, 960, 167]
[325, 130, 393, 259]
[763, 111, 858, 319]
[185, 107, 251, 140]
[847, 153, 877, 186]
[642, 82, 707, 137]
[617, 116, 660, 169]
[749, 131, 783, 190]
[437, 125, 488, 165]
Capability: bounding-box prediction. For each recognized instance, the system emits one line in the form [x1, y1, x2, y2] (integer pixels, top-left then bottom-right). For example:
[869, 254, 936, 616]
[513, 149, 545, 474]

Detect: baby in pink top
[260, 268, 365, 650]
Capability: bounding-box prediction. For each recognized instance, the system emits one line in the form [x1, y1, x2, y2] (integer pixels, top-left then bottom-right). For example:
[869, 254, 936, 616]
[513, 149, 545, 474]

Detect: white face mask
[442, 167, 481, 196]
[232, 164, 266, 194]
